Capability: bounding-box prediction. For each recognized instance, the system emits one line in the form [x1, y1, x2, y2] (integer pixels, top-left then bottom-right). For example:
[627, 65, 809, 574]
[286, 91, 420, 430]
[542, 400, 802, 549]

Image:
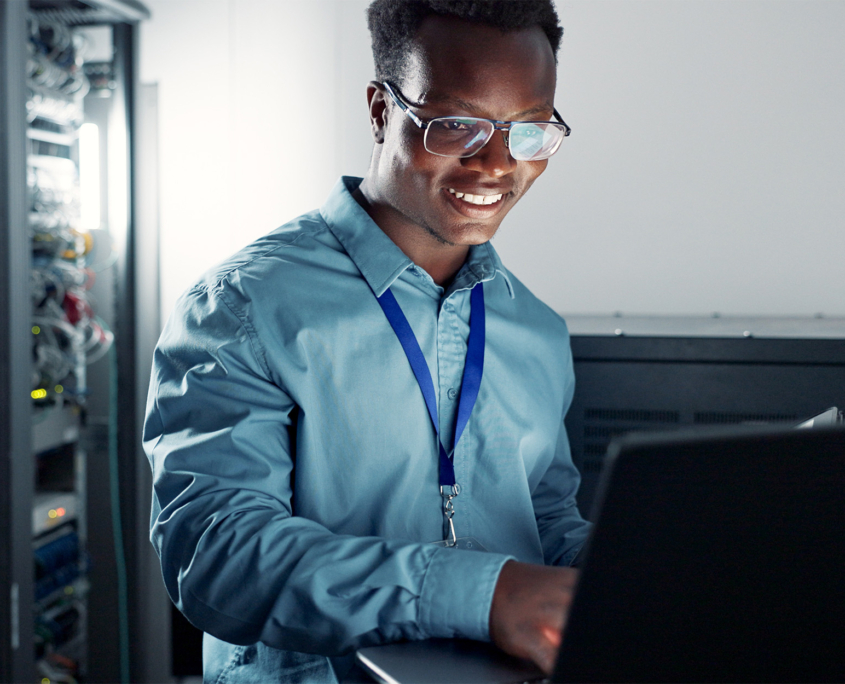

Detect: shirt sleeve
[143, 284, 513, 656]
[530, 339, 593, 566]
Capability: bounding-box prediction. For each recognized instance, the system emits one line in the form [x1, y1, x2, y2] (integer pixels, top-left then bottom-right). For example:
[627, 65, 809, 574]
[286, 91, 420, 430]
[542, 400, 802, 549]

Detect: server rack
[0, 2, 156, 682]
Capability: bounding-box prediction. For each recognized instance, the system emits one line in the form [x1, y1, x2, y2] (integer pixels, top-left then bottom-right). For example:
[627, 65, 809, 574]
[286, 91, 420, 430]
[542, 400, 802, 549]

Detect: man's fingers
[489, 561, 577, 674]
[539, 623, 562, 650]
[525, 631, 560, 675]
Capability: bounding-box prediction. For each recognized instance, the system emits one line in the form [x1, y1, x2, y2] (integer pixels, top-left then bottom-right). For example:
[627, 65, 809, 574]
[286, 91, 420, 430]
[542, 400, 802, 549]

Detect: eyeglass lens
[424, 117, 565, 161]
[509, 123, 565, 161]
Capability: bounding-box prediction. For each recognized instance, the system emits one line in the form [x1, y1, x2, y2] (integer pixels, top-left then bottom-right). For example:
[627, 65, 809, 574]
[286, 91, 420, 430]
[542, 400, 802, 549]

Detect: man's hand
[489, 560, 579, 674]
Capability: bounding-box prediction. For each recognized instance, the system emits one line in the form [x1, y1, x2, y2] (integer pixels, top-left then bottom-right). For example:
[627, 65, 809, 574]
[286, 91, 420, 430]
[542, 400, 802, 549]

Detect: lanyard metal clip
[440, 484, 461, 547]
[440, 484, 461, 498]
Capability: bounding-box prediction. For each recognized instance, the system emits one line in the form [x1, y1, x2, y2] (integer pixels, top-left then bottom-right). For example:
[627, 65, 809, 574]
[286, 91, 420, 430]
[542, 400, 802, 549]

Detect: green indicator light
[55, 385, 64, 394]
[32, 326, 40, 335]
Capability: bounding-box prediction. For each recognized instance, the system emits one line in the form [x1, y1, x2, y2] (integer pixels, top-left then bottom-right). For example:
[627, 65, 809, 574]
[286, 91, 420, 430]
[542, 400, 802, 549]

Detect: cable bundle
[27, 12, 113, 412]
[25, 14, 89, 124]
[34, 530, 81, 602]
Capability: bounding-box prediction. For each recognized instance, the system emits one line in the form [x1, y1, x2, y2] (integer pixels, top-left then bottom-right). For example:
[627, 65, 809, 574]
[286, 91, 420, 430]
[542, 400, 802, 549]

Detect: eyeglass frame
[381, 80, 571, 160]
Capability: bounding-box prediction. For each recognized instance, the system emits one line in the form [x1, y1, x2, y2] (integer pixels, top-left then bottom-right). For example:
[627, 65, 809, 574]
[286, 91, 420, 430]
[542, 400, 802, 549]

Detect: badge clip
[440, 484, 461, 547]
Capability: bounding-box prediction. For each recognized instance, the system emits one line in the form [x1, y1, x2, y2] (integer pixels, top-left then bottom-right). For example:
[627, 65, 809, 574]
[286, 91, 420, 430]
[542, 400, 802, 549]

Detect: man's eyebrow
[421, 93, 554, 120]
[512, 103, 556, 119]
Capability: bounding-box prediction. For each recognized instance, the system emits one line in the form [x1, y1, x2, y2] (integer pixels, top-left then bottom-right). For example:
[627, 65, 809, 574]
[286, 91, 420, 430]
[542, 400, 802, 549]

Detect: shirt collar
[450, 240, 515, 299]
[321, 176, 515, 299]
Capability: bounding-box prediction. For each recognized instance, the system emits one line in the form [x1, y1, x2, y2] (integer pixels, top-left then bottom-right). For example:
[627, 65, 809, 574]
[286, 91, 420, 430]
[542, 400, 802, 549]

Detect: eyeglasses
[382, 81, 571, 162]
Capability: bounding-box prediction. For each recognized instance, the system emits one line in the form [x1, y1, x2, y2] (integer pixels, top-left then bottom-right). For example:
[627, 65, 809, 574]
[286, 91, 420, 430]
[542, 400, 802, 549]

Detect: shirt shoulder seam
[213, 224, 319, 286]
[188, 281, 275, 381]
[189, 214, 329, 296]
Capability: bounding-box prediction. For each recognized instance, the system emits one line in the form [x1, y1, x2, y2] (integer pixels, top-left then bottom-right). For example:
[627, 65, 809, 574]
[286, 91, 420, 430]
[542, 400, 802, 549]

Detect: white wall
[140, 0, 845, 321]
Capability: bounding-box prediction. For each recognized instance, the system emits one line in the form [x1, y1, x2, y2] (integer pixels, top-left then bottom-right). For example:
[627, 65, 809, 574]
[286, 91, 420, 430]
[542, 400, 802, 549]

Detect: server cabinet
[1, 2, 154, 682]
[564, 317, 845, 518]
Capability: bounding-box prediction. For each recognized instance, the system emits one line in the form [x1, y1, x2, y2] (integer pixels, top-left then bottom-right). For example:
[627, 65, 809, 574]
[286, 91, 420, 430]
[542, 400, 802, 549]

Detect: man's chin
[427, 219, 502, 248]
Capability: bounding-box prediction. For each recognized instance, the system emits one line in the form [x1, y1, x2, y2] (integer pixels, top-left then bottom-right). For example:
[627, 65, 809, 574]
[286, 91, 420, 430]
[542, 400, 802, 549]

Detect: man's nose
[461, 129, 516, 178]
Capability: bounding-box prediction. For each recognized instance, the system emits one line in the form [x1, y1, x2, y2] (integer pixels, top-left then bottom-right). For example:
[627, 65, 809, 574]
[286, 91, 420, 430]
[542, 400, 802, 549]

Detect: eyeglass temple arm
[382, 82, 427, 130]
[553, 108, 571, 137]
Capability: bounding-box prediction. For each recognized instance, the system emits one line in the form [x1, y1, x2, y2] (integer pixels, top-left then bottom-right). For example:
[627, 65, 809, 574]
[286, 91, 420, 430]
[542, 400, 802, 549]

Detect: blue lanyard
[376, 283, 485, 488]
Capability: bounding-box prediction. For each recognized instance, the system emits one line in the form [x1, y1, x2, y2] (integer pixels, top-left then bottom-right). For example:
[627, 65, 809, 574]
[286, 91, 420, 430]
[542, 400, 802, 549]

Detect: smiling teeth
[448, 188, 503, 205]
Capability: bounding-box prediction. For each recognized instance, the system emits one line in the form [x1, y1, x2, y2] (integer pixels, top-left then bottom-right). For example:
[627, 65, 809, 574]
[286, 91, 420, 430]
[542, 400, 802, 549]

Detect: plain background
[139, 0, 845, 323]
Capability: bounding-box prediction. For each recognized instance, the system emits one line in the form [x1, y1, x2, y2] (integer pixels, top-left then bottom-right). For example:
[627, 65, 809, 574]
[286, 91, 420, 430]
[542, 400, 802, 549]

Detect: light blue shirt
[144, 177, 590, 683]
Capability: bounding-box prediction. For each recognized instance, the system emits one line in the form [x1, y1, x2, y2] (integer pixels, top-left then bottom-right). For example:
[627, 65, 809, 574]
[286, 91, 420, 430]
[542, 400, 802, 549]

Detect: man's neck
[353, 183, 469, 288]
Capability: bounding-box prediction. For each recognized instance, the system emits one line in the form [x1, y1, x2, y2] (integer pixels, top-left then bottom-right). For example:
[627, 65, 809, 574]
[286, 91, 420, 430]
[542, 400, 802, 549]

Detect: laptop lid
[356, 638, 543, 684]
[553, 425, 845, 683]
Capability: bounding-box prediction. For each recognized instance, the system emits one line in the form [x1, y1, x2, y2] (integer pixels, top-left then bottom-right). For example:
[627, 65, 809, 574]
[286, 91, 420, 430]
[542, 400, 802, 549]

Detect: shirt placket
[436, 291, 470, 459]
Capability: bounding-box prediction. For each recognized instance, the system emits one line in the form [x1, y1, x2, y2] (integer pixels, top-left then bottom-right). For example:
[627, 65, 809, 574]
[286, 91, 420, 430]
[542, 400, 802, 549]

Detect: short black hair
[366, 0, 563, 86]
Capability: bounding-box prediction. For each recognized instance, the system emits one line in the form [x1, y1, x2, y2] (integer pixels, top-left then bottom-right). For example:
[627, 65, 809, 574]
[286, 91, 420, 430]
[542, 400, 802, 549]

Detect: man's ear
[366, 81, 388, 144]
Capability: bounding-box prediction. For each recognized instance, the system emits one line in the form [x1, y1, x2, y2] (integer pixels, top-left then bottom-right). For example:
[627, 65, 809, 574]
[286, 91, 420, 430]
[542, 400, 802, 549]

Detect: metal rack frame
[1, 3, 36, 683]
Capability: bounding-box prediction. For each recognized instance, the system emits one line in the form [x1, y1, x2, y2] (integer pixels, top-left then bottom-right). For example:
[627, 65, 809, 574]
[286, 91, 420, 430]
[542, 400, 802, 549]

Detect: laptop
[357, 424, 845, 683]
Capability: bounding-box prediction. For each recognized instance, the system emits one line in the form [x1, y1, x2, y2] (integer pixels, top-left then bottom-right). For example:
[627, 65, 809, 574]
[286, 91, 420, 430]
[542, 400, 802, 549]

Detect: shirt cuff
[417, 548, 514, 642]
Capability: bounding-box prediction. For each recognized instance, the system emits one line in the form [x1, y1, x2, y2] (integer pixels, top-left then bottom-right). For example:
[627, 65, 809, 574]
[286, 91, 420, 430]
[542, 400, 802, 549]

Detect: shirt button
[447, 388, 457, 400]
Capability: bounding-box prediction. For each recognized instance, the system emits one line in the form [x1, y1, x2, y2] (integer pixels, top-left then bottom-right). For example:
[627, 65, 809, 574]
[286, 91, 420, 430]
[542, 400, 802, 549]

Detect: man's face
[371, 15, 559, 248]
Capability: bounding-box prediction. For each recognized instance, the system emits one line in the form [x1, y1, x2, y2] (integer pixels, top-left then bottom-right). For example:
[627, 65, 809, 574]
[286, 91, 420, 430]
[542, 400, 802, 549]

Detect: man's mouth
[447, 188, 504, 206]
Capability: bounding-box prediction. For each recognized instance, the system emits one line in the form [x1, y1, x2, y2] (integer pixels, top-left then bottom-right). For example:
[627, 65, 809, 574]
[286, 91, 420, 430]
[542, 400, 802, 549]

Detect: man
[144, 1, 590, 682]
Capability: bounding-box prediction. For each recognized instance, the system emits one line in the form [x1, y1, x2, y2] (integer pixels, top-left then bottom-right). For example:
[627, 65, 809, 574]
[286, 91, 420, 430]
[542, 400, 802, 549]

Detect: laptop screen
[554, 425, 845, 682]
